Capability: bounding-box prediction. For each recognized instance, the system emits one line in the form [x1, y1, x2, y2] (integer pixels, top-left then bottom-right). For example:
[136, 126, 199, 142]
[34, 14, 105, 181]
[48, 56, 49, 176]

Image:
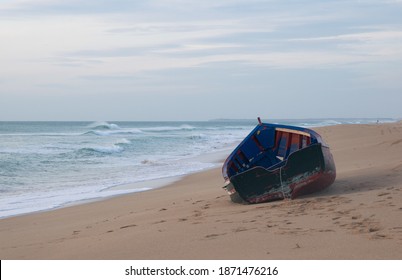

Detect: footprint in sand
[120, 224, 137, 229]
[391, 227, 402, 233]
[377, 192, 390, 197]
[193, 210, 202, 218]
[370, 233, 389, 240]
[204, 233, 227, 239]
[233, 227, 250, 233]
[391, 139, 402, 146]
[201, 204, 211, 210]
[319, 229, 335, 232]
[192, 200, 204, 205]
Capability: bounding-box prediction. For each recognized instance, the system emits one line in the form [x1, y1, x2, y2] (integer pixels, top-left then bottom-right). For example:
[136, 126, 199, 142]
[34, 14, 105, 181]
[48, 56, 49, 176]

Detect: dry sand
[1, 122, 402, 259]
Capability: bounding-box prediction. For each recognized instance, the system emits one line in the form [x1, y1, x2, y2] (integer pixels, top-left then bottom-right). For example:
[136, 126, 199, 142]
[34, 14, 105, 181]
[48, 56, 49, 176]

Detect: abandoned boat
[222, 118, 336, 203]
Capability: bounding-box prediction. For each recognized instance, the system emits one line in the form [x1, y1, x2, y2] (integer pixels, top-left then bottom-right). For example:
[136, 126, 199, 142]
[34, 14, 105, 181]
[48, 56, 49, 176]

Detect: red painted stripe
[252, 135, 264, 151]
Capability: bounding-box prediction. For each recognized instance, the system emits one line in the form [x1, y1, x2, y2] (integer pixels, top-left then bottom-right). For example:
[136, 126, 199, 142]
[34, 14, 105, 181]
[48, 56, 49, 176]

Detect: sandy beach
[1, 122, 402, 259]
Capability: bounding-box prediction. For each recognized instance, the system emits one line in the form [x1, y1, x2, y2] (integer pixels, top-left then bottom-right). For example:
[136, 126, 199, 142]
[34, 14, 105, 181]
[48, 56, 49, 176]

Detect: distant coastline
[209, 117, 399, 123]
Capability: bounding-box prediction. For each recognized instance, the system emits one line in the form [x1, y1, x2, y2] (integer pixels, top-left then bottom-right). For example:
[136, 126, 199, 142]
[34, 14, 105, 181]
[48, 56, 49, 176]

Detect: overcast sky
[1, 0, 402, 121]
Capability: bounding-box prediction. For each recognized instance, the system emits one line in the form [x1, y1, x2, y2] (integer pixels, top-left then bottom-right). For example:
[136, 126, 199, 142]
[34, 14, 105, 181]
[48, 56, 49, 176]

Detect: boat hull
[226, 143, 336, 203]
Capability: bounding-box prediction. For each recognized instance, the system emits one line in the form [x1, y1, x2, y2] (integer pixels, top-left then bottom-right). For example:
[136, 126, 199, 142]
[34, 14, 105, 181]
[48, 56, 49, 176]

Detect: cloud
[287, 29, 402, 61]
[1, 0, 402, 120]
[289, 30, 402, 43]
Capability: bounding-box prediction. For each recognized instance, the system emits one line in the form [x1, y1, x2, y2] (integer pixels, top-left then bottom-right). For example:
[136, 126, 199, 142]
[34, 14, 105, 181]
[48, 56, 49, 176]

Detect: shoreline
[0, 166, 221, 221]
[1, 120, 398, 220]
[0, 147, 234, 220]
[1, 122, 402, 259]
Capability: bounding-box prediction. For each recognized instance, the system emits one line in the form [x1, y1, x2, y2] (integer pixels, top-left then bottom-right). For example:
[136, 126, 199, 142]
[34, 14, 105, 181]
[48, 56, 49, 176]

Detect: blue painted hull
[222, 121, 336, 203]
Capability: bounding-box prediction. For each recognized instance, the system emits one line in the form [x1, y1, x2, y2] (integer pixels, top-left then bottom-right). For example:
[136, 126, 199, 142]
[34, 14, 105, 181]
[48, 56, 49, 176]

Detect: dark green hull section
[228, 143, 336, 203]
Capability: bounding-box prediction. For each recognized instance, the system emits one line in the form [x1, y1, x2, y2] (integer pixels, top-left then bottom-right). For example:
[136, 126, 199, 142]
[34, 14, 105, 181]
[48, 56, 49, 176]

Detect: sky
[1, 0, 402, 121]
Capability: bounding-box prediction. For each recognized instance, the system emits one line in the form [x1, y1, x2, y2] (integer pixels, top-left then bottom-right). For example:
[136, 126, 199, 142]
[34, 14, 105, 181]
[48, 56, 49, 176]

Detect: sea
[0, 118, 397, 218]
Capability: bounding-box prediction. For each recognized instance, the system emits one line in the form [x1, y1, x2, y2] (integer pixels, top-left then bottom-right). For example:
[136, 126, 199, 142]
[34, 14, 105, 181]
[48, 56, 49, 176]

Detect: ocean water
[0, 118, 396, 218]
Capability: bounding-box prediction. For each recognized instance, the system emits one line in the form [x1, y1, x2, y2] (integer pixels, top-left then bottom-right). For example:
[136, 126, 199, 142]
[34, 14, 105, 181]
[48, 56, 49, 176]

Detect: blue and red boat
[222, 118, 336, 203]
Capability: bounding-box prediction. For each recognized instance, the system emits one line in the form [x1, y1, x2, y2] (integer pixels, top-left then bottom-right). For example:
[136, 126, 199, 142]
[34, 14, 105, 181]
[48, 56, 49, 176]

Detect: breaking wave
[116, 138, 131, 145]
[81, 123, 216, 136]
[141, 124, 196, 132]
[82, 129, 142, 136]
[87, 121, 121, 130]
[78, 145, 124, 155]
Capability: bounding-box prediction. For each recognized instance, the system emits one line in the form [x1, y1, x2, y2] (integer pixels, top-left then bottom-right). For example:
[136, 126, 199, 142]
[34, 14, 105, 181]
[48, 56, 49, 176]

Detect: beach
[1, 122, 402, 259]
